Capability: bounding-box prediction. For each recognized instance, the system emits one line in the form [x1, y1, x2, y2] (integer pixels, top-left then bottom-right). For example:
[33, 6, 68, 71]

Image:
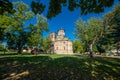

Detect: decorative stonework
[49, 29, 73, 54]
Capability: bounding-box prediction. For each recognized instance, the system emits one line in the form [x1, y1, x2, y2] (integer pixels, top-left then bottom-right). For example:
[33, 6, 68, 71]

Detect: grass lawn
[0, 53, 120, 80]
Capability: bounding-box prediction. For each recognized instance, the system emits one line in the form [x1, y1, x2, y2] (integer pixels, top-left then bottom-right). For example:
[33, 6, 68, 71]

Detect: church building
[49, 29, 73, 54]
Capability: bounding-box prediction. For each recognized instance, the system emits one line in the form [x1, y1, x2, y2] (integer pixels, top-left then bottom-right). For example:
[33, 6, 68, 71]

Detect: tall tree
[74, 18, 104, 57]
[28, 14, 48, 48]
[73, 40, 83, 53]
[6, 1, 34, 54]
[103, 4, 120, 55]
[41, 37, 51, 53]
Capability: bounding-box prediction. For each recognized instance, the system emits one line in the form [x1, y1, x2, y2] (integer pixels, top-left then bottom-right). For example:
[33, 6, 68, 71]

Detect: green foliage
[73, 40, 83, 53]
[0, 0, 115, 19]
[74, 18, 104, 56]
[87, 18, 104, 44]
[28, 14, 48, 47]
[0, 1, 48, 54]
[93, 46, 98, 52]
[99, 4, 120, 53]
[45, 0, 114, 18]
[28, 33, 41, 47]
[41, 37, 51, 53]
[6, 1, 34, 54]
[36, 14, 48, 32]
[0, 43, 4, 51]
[0, 15, 18, 40]
[75, 18, 104, 45]
[0, 0, 13, 15]
[31, 1, 45, 15]
[0, 15, 16, 29]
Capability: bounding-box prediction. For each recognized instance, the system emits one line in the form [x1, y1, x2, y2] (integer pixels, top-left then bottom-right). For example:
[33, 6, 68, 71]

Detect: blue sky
[10, 0, 119, 41]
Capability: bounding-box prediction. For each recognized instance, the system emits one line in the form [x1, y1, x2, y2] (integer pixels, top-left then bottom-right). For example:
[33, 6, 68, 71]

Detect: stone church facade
[49, 29, 73, 54]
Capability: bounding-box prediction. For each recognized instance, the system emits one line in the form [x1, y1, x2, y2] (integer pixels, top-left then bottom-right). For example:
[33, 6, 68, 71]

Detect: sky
[10, 0, 119, 41]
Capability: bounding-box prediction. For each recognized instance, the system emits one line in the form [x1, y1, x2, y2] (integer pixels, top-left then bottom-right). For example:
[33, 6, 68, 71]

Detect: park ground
[0, 53, 120, 80]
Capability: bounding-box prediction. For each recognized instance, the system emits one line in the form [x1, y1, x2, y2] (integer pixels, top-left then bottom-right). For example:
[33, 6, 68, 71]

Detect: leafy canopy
[28, 14, 48, 47]
[0, 0, 115, 19]
[100, 4, 120, 51]
[6, 1, 34, 53]
[73, 40, 83, 53]
[74, 18, 104, 56]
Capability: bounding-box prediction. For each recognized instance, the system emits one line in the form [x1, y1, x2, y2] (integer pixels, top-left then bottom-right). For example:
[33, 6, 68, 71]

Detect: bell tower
[49, 32, 56, 42]
[58, 29, 65, 37]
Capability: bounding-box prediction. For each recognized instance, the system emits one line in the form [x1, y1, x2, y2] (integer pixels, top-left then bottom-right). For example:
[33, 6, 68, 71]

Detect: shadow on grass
[0, 53, 17, 56]
[0, 52, 34, 56]
[0, 55, 120, 80]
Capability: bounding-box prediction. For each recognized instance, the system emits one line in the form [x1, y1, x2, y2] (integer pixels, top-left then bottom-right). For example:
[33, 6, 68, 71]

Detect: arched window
[64, 46, 65, 50]
[56, 47, 58, 50]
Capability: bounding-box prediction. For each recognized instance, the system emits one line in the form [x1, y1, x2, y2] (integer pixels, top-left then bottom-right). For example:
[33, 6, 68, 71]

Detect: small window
[56, 47, 58, 50]
[64, 46, 65, 50]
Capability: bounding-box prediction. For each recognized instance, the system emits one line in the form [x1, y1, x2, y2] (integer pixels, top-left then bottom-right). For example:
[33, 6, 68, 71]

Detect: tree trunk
[89, 44, 94, 58]
[3, 46, 6, 54]
[18, 46, 22, 54]
[4, 48, 6, 54]
[116, 47, 120, 56]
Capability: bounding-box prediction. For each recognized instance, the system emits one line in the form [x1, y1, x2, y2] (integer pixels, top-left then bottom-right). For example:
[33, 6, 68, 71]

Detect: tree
[31, 0, 115, 19]
[73, 40, 83, 53]
[0, 42, 4, 51]
[0, 0, 15, 41]
[103, 4, 120, 55]
[0, 14, 18, 41]
[6, 1, 34, 54]
[74, 18, 104, 57]
[0, 0, 13, 15]
[41, 37, 51, 53]
[28, 14, 48, 48]
[0, 0, 116, 19]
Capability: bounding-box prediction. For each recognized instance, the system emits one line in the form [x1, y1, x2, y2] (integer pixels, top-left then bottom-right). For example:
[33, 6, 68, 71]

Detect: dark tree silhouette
[0, 0, 13, 15]
[0, 0, 116, 19]
[46, 0, 115, 18]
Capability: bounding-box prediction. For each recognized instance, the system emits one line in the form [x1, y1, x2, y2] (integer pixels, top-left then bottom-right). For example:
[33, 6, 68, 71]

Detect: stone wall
[49, 29, 73, 54]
